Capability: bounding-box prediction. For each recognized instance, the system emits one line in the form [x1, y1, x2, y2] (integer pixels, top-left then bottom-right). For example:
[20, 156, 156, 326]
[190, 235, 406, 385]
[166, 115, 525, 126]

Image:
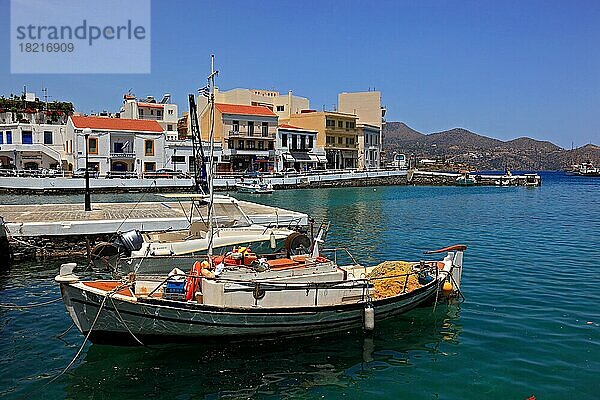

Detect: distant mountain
[384, 122, 425, 143]
[383, 122, 598, 170]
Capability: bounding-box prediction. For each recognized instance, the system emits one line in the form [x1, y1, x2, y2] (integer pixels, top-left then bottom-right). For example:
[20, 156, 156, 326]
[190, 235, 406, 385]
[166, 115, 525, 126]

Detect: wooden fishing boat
[55, 244, 467, 345]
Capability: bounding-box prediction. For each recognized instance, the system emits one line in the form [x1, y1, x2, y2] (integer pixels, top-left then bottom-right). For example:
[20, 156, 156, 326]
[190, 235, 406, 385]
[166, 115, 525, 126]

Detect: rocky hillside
[383, 122, 599, 170]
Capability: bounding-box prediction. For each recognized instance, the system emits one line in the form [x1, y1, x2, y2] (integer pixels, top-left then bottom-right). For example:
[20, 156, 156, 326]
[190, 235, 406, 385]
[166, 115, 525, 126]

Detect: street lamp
[83, 127, 92, 211]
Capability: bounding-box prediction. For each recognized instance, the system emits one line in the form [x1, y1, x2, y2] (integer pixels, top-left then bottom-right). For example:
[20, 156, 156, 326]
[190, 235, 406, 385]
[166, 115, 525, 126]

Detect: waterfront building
[164, 138, 223, 176]
[284, 111, 360, 169]
[200, 103, 278, 173]
[67, 115, 166, 176]
[338, 91, 386, 168]
[119, 93, 179, 140]
[0, 93, 72, 171]
[358, 123, 381, 169]
[276, 124, 327, 172]
[211, 88, 309, 120]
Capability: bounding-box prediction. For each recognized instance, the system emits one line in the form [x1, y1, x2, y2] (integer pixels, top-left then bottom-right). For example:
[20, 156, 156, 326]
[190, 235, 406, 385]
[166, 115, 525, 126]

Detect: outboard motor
[90, 230, 143, 271]
[0, 217, 12, 268]
[113, 230, 144, 255]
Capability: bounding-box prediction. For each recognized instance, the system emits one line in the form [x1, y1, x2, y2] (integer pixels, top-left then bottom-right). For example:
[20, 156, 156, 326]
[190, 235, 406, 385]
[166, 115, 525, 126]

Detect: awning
[282, 153, 295, 162]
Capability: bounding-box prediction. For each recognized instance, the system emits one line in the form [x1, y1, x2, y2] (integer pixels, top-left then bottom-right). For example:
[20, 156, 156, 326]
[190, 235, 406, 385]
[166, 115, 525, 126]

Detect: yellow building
[284, 111, 359, 169]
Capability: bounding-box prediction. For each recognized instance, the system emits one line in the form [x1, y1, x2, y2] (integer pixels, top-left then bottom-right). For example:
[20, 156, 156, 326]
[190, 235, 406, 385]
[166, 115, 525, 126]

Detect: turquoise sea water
[0, 172, 598, 399]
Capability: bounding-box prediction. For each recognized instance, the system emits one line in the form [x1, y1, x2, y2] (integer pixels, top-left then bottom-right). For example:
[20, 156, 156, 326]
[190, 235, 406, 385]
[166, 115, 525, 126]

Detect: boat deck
[0, 200, 307, 237]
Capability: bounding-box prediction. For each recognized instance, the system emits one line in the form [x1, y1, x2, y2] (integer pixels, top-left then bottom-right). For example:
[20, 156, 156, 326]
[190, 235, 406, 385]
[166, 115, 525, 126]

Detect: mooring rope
[0, 297, 62, 309]
[108, 295, 145, 346]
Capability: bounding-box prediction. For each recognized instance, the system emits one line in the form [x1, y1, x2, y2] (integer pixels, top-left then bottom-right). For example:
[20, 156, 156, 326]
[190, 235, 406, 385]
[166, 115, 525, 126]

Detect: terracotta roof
[215, 103, 276, 117]
[70, 116, 164, 132]
[278, 124, 317, 133]
[137, 102, 165, 109]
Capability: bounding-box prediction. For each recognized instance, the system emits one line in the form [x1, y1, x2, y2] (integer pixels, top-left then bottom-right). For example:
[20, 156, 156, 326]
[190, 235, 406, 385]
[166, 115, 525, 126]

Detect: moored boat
[55, 244, 467, 344]
[236, 178, 274, 194]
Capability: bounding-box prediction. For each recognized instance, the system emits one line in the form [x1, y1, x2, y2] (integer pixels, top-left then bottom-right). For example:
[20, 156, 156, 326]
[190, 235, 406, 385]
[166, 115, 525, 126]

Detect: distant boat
[236, 177, 274, 194]
[576, 162, 600, 177]
[456, 171, 476, 186]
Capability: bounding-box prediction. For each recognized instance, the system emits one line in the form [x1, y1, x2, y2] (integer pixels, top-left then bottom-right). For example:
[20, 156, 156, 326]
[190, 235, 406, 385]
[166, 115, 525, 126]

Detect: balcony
[110, 152, 135, 159]
[228, 130, 275, 139]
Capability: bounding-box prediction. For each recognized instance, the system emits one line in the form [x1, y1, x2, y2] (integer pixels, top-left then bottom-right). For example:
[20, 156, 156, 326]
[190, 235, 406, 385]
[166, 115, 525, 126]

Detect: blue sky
[1, 0, 599, 148]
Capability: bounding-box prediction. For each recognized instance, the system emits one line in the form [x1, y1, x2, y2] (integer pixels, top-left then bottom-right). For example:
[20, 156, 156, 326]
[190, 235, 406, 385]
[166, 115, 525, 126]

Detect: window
[228, 139, 234, 149]
[276, 105, 284, 112]
[262, 122, 268, 136]
[326, 119, 335, 128]
[167, 124, 173, 131]
[114, 142, 124, 153]
[300, 135, 306, 150]
[365, 135, 369, 145]
[248, 121, 254, 136]
[88, 137, 98, 154]
[168, 110, 173, 115]
[258, 141, 264, 150]
[291, 135, 297, 150]
[145, 140, 154, 156]
[6, 131, 11, 144]
[0, 133, 3, 144]
[157, 110, 162, 117]
[308, 136, 313, 148]
[338, 121, 343, 128]
[232, 120, 239, 132]
[44, 131, 53, 145]
[22, 131, 33, 144]
[268, 141, 274, 150]
[281, 133, 287, 147]
[238, 140, 244, 150]
[345, 122, 350, 130]
[247, 140, 255, 149]
[326, 136, 333, 145]
[139, 109, 144, 116]
[350, 122, 355, 129]
[338, 137, 343, 144]
[144, 162, 156, 172]
[150, 109, 154, 115]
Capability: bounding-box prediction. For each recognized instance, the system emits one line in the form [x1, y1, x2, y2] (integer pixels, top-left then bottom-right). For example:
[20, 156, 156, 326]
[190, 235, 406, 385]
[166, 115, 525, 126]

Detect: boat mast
[206, 55, 219, 259]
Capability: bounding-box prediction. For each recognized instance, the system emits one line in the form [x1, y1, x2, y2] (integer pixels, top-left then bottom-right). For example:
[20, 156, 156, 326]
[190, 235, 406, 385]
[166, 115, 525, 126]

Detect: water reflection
[63, 305, 462, 399]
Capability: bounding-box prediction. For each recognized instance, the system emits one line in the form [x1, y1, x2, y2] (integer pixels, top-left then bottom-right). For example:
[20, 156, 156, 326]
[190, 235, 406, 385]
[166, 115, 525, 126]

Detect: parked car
[144, 168, 186, 179]
[72, 167, 99, 178]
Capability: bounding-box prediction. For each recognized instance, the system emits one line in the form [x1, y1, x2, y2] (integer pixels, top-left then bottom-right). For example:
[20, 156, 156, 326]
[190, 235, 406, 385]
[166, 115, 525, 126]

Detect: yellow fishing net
[367, 261, 421, 299]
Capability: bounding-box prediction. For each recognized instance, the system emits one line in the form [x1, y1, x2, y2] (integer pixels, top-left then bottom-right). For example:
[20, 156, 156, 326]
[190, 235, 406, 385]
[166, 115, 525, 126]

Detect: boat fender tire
[284, 232, 312, 257]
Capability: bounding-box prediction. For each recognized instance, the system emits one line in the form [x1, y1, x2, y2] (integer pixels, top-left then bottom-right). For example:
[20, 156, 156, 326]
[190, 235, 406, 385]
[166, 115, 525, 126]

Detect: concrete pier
[0, 199, 308, 261]
[0, 200, 307, 238]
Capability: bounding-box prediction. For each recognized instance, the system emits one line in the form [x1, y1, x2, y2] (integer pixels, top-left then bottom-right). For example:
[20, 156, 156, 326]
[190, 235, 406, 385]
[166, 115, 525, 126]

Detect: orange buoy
[442, 280, 453, 296]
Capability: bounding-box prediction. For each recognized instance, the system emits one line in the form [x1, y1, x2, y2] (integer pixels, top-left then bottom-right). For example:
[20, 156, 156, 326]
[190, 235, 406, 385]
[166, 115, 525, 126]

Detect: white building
[0, 93, 72, 171]
[164, 139, 223, 176]
[120, 93, 179, 140]
[276, 124, 326, 172]
[67, 115, 166, 176]
[357, 123, 381, 169]
[0, 122, 68, 170]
